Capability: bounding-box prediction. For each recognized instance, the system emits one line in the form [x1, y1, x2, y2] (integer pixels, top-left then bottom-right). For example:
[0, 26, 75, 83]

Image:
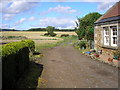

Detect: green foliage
[45, 26, 57, 37]
[86, 26, 94, 41]
[27, 27, 75, 31]
[2, 40, 35, 57]
[46, 26, 55, 34]
[79, 41, 87, 49]
[28, 28, 46, 31]
[1, 36, 27, 40]
[22, 39, 35, 52]
[2, 40, 35, 88]
[74, 40, 87, 49]
[113, 51, 120, 60]
[113, 51, 120, 56]
[75, 12, 102, 41]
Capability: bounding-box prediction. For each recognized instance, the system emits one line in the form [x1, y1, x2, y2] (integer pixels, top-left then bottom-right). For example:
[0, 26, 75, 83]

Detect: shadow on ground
[16, 60, 43, 89]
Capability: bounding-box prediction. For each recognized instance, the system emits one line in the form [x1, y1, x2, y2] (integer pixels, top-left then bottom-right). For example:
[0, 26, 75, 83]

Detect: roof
[95, 1, 120, 24]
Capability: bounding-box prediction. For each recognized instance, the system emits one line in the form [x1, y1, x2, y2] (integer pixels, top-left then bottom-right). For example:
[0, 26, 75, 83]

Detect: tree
[46, 26, 55, 34]
[75, 12, 102, 41]
[12, 29, 15, 31]
[45, 26, 56, 37]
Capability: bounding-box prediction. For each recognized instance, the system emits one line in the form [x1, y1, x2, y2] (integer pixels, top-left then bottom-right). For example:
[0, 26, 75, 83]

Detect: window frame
[101, 23, 118, 47]
[110, 26, 118, 47]
[103, 27, 109, 46]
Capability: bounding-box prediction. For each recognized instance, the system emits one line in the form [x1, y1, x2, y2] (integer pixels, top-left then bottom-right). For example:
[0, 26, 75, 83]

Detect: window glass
[110, 26, 117, 46]
[103, 27, 109, 45]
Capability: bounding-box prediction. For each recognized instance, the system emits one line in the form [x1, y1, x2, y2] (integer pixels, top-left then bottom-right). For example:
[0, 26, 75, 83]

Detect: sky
[0, 0, 119, 30]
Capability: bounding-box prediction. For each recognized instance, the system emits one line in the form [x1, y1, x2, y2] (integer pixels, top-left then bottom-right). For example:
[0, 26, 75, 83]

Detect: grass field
[2, 31, 76, 43]
[2, 31, 76, 38]
[1, 31, 77, 51]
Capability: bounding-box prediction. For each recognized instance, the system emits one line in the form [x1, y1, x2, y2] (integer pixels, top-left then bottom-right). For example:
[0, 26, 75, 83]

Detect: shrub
[44, 33, 49, 36]
[60, 34, 69, 37]
[44, 33, 57, 37]
[21, 39, 35, 52]
[50, 33, 57, 37]
[7, 36, 16, 38]
[113, 51, 120, 60]
[2, 40, 35, 88]
[78, 40, 87, 49]
[2, 40, 35, 57]
[113, 51, 120, 56]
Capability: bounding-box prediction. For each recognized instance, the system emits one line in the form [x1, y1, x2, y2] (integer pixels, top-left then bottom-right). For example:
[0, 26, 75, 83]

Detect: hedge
[2, 40, 35, 57]
[2, 40, 35, 88]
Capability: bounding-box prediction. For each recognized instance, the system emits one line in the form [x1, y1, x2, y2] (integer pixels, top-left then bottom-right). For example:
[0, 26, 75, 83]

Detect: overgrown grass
[33, 38, 58, 40]
[35, 35, 78, 52]
[35, 40, 64, 52]
[0, 36, 27, 40]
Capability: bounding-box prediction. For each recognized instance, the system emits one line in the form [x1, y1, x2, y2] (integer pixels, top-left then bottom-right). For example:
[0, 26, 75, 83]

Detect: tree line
[27, 28, 75, 32]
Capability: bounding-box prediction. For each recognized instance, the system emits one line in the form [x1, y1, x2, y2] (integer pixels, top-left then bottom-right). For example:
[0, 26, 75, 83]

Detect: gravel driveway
[38, 43, 119, 88]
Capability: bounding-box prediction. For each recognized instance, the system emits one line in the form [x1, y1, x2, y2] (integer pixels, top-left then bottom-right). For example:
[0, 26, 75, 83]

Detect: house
[94, 1, 120, 56]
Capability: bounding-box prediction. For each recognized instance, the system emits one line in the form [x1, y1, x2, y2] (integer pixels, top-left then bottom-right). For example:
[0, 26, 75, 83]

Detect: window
[103, 27, 109, 45]
[110, 26, 117, 46]
[102, 25, 118, 47]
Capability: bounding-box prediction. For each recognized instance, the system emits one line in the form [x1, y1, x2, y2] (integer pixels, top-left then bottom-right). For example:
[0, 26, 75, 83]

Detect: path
[38, 43, 118, 88]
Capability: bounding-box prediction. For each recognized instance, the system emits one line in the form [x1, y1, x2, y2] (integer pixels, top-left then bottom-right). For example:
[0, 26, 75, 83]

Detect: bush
[44, 33, 49, 36]
[78, 40, 87, 49]
[113, 51, 120, 60]
[60, 34, 69, 37]
[50, 33, 57, 37]
[2, 40, 35, 88]
[44, 33, 57, 37]
[21, 39, 35, 52]
[2, 40, 35, 57]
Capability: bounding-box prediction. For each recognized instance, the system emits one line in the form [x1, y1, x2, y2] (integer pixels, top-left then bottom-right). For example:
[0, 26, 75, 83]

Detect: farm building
[94, 1, 120, 56]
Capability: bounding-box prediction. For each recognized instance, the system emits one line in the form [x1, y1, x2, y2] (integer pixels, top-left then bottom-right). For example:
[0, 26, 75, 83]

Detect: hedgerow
[2, 39, 35, 88]
[2, 39, 35, 57]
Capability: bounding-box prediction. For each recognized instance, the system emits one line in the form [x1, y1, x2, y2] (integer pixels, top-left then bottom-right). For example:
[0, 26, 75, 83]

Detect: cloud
[1, 1, 38, 20]
[97, 2, 116, 11]
[0, 0, 119, 2]
[79, 0, 119, 2]
[14, 18, 26, 25]
[2, 14, 15, 20]
[28, 16, 36, 21]
[41, 5, 77, 15]
[0, 24, 10, 29]
[38, 17, 76, 29]
[3, 1, 38, 14]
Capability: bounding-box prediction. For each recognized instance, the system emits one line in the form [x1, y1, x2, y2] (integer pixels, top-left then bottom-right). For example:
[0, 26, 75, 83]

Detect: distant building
[94, 1, 120, 55]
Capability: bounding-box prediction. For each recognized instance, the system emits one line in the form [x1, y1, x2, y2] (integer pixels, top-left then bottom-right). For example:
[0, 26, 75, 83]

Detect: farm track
[38, 42, 118, 88]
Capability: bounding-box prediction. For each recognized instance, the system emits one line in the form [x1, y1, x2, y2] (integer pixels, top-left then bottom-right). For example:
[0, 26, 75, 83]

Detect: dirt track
[39, 43, 118, 88]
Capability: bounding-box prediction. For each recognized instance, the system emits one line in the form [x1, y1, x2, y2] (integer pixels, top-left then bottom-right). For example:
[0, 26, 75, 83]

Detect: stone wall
[94, 25, 102, 50]
[118, 23, 120, 51]
[94, 23, 119, 56]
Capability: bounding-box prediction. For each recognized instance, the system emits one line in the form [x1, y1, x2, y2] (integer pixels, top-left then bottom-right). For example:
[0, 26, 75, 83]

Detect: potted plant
[113, 51, 120, 60]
